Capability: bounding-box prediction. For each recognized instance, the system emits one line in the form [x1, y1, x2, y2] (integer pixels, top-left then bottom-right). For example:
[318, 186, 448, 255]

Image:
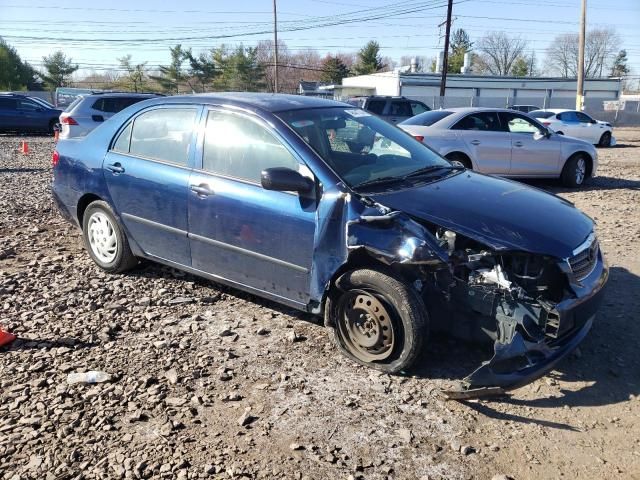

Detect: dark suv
[0, 93, 62, 134]
[347, 96, 430, 123]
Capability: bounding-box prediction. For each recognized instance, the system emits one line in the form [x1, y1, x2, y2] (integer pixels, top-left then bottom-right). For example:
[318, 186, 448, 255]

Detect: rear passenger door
[103, 106, 200, 266]
[451, 111, 512, 174]
[187, 108, 316, 305]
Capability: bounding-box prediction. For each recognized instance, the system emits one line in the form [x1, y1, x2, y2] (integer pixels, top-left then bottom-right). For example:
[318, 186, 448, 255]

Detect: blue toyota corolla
[52, 93, 607, 397]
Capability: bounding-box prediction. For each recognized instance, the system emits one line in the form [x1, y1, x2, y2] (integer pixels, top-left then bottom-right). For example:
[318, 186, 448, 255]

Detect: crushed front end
[427, 229, 608, 398]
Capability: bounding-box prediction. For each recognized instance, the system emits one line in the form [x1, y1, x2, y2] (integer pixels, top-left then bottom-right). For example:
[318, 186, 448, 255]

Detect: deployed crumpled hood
[369, 171, 594, 257]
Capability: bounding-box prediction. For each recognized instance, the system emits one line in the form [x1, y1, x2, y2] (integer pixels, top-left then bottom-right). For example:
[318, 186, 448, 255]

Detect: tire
[48, 119, 58, 135]
[445, 152, 472, 170]
[325, 268, 428, 374]
[598, 131, 612, 148]
[561, 154, 588, 188]
[82, 201, 137, 273]
[556, 131, 564, 136]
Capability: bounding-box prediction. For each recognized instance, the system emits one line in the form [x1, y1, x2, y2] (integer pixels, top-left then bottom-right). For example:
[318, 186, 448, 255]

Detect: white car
[59, 93, 159, 139]
[528, 109, 615, 147]
[398, 107, 598, 187]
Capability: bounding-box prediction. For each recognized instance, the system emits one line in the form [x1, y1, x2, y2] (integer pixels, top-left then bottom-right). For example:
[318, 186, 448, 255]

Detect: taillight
[542, 122, 551, 126]
[61, 115, 78, 125]
[413, 135, 424, 142]
[52, 150, 60, 167]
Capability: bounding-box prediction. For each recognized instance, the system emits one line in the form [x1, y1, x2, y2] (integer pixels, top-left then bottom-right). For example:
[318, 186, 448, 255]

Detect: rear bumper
[52, 186, 79, 227]
[445, 254, 608, 398]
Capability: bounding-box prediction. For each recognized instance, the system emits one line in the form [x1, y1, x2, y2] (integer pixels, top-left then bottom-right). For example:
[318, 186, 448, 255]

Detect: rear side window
[93, 97, 147, 113]
[366, 100, 385, 115]
[410, 101, 430, 116]
[452, 112, 503, 132]
[389, 101, 412, 117]
[129, 108, 198, 166]
[558, 111, 579, 122]
[203, 110, 299, 183]
[401, 110, 453, 126]
[112, 123, 132, 152]
[0, 98, 17, 109]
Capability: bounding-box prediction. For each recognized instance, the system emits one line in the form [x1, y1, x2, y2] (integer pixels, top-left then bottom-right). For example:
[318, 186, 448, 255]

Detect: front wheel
[325, 268, 428, 373]
[598, 131, 612, 147]
[561, 154, 588, 188]
[82, 201, 137, 273]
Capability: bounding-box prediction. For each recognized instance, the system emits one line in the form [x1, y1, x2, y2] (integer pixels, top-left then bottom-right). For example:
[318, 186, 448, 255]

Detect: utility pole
[439, 0, 453, 106]
[576, 0, 586, 110]
[273, 0, 279, 93]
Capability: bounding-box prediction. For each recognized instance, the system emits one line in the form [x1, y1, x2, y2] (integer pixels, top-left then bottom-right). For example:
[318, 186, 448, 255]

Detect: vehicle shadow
[607, 143, 638, 149]
[0, 168, 47, 174]
[3, 337, 96, 352]
[523, 176, 640, 193]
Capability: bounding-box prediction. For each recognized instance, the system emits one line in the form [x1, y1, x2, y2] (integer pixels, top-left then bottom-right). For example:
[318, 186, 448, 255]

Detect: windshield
[529, 110, 554, 119]
[276, 107, 452, 189]
[29, 97, 55, 109]
[400, 110, 453, 126]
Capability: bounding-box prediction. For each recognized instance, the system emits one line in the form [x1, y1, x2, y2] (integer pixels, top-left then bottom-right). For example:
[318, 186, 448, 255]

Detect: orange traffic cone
[54, 130, 59, 142]
[0, 328, 16, 348]
[19, 141, 29, 154]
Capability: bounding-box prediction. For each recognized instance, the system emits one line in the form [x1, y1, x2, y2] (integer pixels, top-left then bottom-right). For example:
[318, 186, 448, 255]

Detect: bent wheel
[326, 268, 427, 373]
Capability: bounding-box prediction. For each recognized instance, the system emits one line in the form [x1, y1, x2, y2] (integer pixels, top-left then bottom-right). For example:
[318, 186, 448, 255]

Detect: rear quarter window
[529, 110, 554, 119]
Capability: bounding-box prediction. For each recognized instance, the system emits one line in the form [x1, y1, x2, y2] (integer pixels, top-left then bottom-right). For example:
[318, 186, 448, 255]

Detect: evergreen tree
[354, 41, 385, 75]
[150, 44, 186, 93]
[320, 55, 350, 84]
[0, 38, 35, 90]
[610, 50, 629, 77]
[41, 50, 78, 90]
[510, 57, 530, 77]
[448, 29, 473, 74]
[184, 49, 219, 92]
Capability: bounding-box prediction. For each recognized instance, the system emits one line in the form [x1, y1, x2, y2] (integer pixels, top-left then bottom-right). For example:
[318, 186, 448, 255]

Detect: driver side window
[503, 113, 543, 134]
[203, 110, 300, 184]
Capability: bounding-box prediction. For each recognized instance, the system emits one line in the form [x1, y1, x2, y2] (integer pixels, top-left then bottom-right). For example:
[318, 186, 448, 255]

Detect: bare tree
[545, 28, 620, 78]
[475, 32, 528, 76]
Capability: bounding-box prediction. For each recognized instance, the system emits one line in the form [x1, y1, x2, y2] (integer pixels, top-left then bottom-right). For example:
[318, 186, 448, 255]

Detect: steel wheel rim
[575, 158, 586, 184]
[88, 212, 118, 263]
[337, 290, 396, 362]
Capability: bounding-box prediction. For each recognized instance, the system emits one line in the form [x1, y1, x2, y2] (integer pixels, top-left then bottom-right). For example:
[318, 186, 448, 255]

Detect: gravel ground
[1, 130, 639, 480]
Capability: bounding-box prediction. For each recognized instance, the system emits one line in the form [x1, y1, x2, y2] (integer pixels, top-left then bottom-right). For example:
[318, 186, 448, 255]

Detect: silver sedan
[398, 107, 598, 187]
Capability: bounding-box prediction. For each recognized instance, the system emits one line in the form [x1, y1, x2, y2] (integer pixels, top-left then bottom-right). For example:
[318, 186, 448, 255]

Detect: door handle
[190, 184, 213, 197]
[470, 140, 481, 145]
[106, 162, 125, 174]
[514, 141, 524, 147]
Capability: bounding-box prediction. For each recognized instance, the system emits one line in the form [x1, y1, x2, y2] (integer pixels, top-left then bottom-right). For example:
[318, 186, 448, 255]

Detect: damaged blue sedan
[52, 93, 608, 397]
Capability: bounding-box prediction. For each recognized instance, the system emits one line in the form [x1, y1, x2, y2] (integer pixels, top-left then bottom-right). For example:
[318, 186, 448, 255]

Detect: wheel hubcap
[337, 290, 395, 362]
[88, 212, 118, 263]
[575, 158, 586, 184]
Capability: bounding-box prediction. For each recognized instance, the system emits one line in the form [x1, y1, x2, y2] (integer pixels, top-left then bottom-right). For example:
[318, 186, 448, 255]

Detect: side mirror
[261, 167, 313, 193]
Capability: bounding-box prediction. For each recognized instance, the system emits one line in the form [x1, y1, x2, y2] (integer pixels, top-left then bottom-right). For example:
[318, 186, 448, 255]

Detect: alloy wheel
[575, 157, 586, 185]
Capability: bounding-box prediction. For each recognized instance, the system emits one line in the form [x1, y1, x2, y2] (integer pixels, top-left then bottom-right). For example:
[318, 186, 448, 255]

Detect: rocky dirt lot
[1, 130, 639, 480]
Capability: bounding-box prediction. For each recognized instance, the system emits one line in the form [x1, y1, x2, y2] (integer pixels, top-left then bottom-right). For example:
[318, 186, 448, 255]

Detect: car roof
[81, 92, 160, 98]
[435, 107, 522, 113]
[142, 93, 351, 112]
[532, 108, 573, 113]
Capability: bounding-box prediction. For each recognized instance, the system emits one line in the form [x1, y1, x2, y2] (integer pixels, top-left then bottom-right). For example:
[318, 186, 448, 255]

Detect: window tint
[203, 110, 299, 183]
[452, 112, 502, 132]
[94, 97, 148, 113]
[129, 108, 197, 165]
[529, 110, 554, 119]
[17, 99, 40, 111]
[366, 100, 386, 115]
[575, 112, 593, 123]
[502, 113, 543, 134]
[400, 110, 453, 126]
[558, 111, 579, 122]
[410, 101, 430, 116]
[0, 98, 17, 109]
[389, 101, 412, 117]
[112, 123, 132, 152]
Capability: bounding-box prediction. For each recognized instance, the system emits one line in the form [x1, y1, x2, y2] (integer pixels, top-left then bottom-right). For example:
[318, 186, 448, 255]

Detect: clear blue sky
[1, 0, 639, 81]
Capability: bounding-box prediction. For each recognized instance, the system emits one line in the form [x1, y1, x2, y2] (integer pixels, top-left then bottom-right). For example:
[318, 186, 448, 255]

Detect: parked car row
[52, 93, 607, 396]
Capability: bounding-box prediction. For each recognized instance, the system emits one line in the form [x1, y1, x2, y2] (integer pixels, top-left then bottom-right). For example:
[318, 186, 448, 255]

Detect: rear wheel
[561, 154, 588, 188]
[445, 152, 472, 169]
[48, 119, 58, 135]
[598, 131, 612, 147]
[82, 201, 137, 273]
[325, 268, 427, 374]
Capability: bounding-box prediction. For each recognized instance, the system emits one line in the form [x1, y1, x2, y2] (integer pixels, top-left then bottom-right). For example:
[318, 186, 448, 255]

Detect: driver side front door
[187, 108, 317, 306]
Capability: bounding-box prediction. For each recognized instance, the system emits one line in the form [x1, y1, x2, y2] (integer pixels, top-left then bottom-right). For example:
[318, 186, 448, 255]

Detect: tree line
[0, 28, 630, 93]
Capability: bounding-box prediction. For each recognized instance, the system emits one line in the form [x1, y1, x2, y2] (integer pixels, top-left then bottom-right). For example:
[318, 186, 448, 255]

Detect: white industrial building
[338, 72, 622, 110]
